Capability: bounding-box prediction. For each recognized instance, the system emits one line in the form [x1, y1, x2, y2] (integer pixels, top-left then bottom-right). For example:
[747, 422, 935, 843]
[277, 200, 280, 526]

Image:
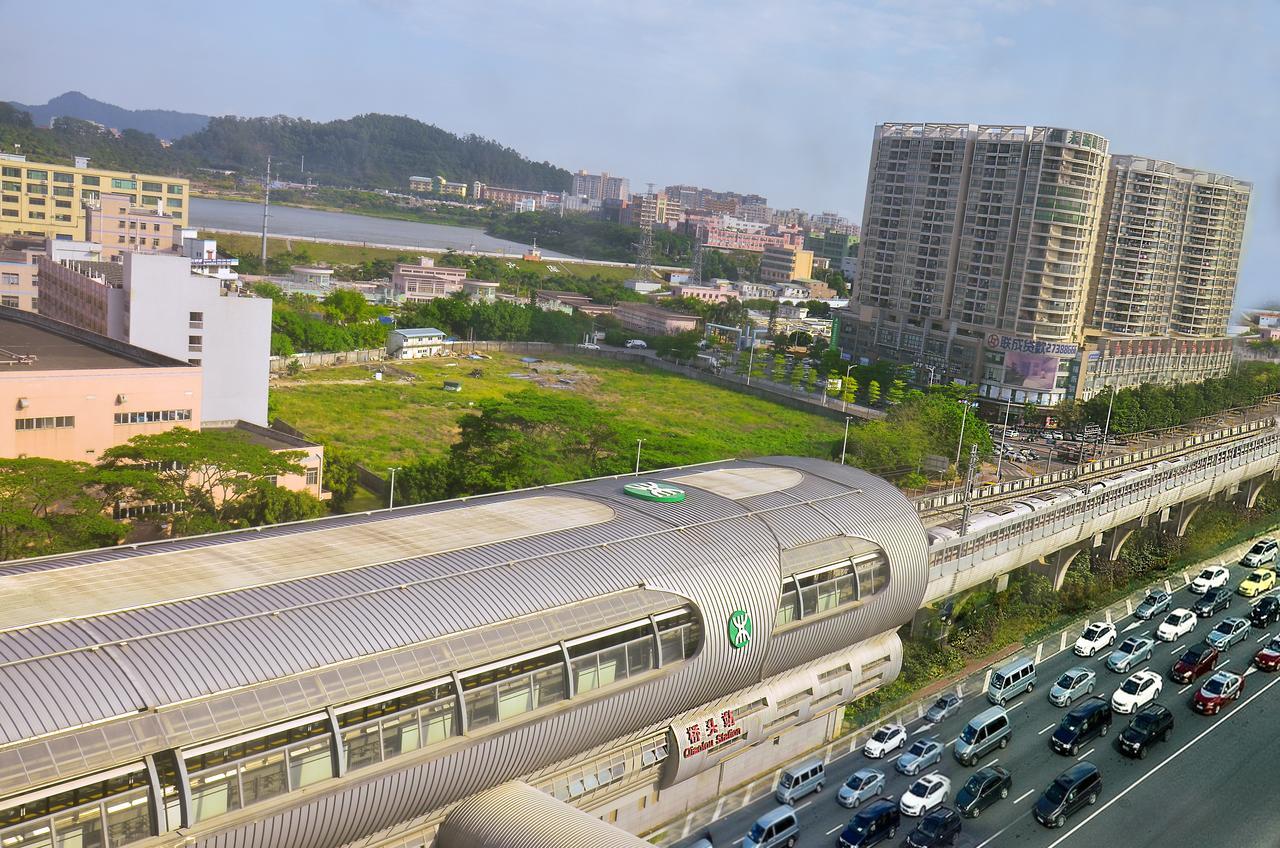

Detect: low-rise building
[759, 246, 814, 284]
[535, 290, 593, 314]
[623, 278, 662, 295]
[84, 193, 181, 261]
[201, 419, 329, 501]
[613, 302, 700, 336]
[387, 327, 450, 359]
[291, 265, 334, 288]
[463, 279, 499, 303]
[0, 243, 40, 312]
[669, 282, 737, 304]
[0, 306, 201, 462]
[391, 256, 467, 301]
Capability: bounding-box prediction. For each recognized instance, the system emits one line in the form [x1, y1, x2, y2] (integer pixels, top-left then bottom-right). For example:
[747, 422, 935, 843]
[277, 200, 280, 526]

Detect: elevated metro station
[0, 457, 931, 848]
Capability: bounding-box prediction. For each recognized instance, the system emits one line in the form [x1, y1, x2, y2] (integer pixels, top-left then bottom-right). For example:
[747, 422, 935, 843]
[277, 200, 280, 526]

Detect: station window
[461, 647, 567, 730]
[0, 768, 152, 848]
[774, 550, 890, 631]
[335, 679, 457, 773]
[655, 608, 701, 665]
[568, 620, 655, 695]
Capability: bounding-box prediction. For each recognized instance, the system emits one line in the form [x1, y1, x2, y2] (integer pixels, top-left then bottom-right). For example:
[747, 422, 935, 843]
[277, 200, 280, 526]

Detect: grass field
[271, 352, 844, 472]
[208, 232, 637, 283]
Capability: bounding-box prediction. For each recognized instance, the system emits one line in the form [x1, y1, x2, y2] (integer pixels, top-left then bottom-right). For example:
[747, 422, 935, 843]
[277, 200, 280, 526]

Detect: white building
[122, 253, 271, 425]
[387, 327, 450, 359]
[624, 278, 662, 294]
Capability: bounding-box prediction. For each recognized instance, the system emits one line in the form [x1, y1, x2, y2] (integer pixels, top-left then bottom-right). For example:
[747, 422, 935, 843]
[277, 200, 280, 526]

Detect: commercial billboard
[1002, 349, 1060, 391]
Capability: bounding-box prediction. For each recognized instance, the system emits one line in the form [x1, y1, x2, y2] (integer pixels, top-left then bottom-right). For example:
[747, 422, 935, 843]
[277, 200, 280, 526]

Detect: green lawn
[208, 232, 636, 283]
[271, 352, 844, 472]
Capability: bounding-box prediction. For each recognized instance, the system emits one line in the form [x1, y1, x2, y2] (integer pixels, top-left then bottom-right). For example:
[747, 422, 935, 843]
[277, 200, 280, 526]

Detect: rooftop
[202, 419, 320, 451]
[0, 308, 194, 371]
[395, 326, 447, 338]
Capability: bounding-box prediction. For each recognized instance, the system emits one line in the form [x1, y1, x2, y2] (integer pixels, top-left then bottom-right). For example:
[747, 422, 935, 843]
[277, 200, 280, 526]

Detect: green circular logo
[727, 610, 754, 650]
[623, 481, 686, 502]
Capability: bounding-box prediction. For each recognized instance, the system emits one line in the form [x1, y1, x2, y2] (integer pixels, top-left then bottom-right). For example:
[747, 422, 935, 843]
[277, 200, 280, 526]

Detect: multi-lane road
[679, 544, 1280, 848]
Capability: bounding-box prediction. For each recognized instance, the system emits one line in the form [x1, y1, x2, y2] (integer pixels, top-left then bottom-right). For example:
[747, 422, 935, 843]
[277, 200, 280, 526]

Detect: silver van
[744, 804, 799, 848]
[953, 706, 1012, 767]
[987, 657, 1036, 705]
[775, 757, 825, 804]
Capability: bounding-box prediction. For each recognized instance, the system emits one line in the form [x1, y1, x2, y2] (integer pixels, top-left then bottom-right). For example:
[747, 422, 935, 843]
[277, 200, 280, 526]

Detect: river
[190, 197, 569, 257]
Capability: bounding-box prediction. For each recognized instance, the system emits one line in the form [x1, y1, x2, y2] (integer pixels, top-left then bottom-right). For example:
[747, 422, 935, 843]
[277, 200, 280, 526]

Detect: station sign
[622, 481, 686, 502]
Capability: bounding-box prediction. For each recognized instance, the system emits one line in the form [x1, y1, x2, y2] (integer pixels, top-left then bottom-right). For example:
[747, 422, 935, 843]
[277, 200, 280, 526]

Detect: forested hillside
[8, 91, 210, 139]
[0, 103, 570, 192]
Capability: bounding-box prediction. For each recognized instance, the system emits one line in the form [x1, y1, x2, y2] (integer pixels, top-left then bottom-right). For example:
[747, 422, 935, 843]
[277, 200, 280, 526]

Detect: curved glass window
[774, 548, 890, 631]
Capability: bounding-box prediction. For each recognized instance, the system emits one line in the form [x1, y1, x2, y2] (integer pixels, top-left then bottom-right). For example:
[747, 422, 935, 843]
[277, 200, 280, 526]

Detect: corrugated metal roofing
[436, 781, 653, 848]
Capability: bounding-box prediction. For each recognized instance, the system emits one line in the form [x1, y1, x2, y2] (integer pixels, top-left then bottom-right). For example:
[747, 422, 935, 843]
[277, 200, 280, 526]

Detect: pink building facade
[85, 193, 182, 261]
[613, 302, 701, 335]
[391, 257, 468, 301]
[669, 282, 737, 304]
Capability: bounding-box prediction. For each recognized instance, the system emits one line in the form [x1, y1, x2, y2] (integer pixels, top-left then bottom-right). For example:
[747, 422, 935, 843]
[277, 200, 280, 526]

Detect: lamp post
[1101, 384, 1117, 456]
[844, 364, 856, 412]
[954, 397, 970, 469]
[387, 467, 400, 510]
[634, 439, 645, 475]
[745, 333, 756, 386]
[994, 393, 1014, 481]
[840, 417, 852, 465]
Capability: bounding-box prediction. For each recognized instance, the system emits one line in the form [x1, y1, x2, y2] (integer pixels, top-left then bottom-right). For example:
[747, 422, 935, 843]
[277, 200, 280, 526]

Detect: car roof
[1136, 702, 1170, 717]
[859, 799, 897, 816]
[1063, 665, 1091, 675]
[968, 705, 1009, 726]
[1067, 696, 1107, 717]
[1207, 670, 1239, 684]
[754, 805, 796, 827]
[915, 773, 947, 788]
[1062, 761, 1100, 781]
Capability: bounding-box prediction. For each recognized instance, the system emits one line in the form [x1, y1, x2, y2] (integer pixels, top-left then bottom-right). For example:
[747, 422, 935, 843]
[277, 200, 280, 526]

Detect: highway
[677, 549, 1280, 848]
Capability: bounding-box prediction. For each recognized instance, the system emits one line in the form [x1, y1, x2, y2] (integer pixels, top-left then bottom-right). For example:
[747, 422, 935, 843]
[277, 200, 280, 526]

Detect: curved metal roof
[0, 457, 928, 801]
[436, 781, 653, 848]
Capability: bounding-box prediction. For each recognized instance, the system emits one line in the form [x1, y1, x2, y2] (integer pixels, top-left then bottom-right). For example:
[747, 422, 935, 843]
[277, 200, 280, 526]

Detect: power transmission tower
[689, 236, 704, 286]
[633, 222, 655, 283]
[959, 443, 980, 535]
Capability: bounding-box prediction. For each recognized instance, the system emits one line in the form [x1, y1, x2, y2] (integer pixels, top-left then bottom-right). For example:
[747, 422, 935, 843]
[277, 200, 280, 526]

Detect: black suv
[904, 806, 961, 848]
[1193, 587, 1231, 618]
[1050, 696, 1111, 757]
[1115, 703, 1173, 759]
[1251, 596, 1280, 629]
[1035, 762, 1102, 828]
[955, 766, 1011, 819]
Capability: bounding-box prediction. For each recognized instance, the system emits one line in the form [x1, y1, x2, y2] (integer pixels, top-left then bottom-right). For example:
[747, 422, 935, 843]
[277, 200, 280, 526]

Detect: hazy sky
[3, 0, 1277, 307]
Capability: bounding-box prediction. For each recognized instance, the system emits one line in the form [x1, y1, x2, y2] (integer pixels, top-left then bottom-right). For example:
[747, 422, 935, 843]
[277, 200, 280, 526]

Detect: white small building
[387, 327, 450, 359]
[463, 280, 499, 303]
[624, 278, 663, 294]
[292, 266, 335, 288]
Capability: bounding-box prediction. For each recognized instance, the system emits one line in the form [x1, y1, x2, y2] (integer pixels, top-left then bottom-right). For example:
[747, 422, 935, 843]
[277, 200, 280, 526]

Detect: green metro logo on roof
[727, 610, 753, 650]
[623, 481, 686, 502]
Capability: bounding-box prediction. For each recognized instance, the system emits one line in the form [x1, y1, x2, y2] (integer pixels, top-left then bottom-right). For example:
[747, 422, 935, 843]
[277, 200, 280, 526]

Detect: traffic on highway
[679, 535, 1280, 848]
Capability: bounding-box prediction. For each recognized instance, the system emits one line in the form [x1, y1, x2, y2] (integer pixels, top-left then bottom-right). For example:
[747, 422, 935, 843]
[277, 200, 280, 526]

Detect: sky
[2, 0, 1277, 307]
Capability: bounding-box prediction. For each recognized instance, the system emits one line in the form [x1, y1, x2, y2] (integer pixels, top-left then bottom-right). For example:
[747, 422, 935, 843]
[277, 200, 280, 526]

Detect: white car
[1073, 621, 1117, 657]
[900, 773, 951, 817]
[1111, 670, 1163, 714]
[625, 339, 648, 349]
[575, 342, 601, 351]
[1190, 565, 1230, 594]
[862, 722, 907, 759]
[1241, 537, 1278, 568]
[1156, 608, 1197, 642]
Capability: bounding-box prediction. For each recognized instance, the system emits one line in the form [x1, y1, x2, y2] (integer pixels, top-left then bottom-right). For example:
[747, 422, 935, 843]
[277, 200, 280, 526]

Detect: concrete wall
[124, 253, 272, 425]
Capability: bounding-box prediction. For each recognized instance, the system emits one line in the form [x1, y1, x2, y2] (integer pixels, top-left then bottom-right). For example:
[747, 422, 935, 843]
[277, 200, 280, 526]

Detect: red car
[1170, 644, 1219, 684]
[1254, 637, 1280, 672]
[1192, 671, 1243, 715]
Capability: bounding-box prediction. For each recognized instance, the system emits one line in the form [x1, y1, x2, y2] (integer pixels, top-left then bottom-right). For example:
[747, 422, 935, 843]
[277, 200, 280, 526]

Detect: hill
[8, 91, 210, 139]
[0, 102, 571, 193]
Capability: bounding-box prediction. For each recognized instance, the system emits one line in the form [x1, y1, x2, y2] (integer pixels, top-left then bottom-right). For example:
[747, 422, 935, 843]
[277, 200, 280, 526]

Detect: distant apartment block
[0, 153, 188, 241]
[613, 302, 700, 336]
[391, 256, 468, 301]
[627, 193, 681, 229]
[472, 183, 562, 212]
[572, 170, 630, 203]
[0, 235, 42, 312]
[408, 176, 469, 197]
[839, 122, 1252, 408]
[805, 230, 859, 269]
[84, 192, 182, 260]
[36, 251, 271, 424]
[759, 246, 815, 284]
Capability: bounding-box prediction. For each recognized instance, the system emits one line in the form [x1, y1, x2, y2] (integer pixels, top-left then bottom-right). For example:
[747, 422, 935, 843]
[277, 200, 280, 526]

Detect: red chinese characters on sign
[680, 708, 743, 759]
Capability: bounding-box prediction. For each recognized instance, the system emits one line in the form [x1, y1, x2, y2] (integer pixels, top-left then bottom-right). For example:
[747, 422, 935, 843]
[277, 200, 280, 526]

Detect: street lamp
[840, 417, 852, 465]
[635, 439, 645, 475]
[387, 467, 401, 509]
[954, 396, 971, 469]
[994, 393, 1014, 481]
[843, 364, 856, 412]
[1101, 384, 1117, 454]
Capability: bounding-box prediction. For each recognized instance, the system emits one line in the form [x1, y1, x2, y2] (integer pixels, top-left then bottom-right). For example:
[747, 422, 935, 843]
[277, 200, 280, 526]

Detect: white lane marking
[973, 812, 1030, 848]
[1178, 683, 1194, 694]
[1123, 621, 1141, 633]
[1171, 643, 1187, 655]
[1038, 723, 1056, 735]
[1014, 789, 1036, 804]
[795, 798, 814, 812]
[826, 823, 843, 835]
[733, 838, 744, 846]
[1045, 671, 1280, 848]
[1245, 666, 1258, 676]
[983, 757, 999, 767]
[912, 725, 931, 736]
[946, 736, 958, 748]
[1257, 631, 1272, 643]
[1076, 746, 1095, 761]
[1008, 701, 1027, 711]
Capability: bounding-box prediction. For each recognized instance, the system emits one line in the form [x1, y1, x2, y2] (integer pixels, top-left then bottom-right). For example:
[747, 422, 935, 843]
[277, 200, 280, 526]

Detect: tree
[842, 376, 860, 406]
[100, 427, 309, 532]
[322, 289, 373, 325]
[232, 485, 328, 526]
[867, 380, 882, 406]
[0, 459, 126, 561]
[886, 379, 908, 405]
[323, 447, 362, 510]
[446, 389, 628, 496]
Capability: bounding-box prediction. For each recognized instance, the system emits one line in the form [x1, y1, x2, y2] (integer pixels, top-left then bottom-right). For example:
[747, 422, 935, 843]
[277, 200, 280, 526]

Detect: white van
[775, 757, 825, 804]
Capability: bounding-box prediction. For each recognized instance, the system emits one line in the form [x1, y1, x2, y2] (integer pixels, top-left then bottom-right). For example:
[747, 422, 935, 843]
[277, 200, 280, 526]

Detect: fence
[641, 527, 1277, 845]
[269, 347, 387, 374]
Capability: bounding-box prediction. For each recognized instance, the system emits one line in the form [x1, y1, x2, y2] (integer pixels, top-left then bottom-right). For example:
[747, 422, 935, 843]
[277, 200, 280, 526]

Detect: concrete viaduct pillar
[1029, 542, 1092, 591]
[1239, 471, 1278, 509]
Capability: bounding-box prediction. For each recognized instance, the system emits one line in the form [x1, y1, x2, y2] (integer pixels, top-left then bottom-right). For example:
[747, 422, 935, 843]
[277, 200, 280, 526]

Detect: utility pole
[745, 325, 756, 386]
[954, 397, 970, 469]
[387, 467, 400, 509]
[994, 394, 1013, 481]
[840, 417, 852, 465]
[634, 439, 645, 475]
[260, 155, 272, 266]
[1101, 384, 1117, 456]
[960, 444, 980, 535]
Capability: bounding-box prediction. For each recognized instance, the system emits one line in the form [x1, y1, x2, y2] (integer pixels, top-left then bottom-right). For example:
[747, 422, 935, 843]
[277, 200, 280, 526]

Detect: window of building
[53, 171, 74, 183]
[55, 199, 71, 209]
[1, 273, 17, 285]
[305, 467, 319, 486]
[167, 197, 183, 208]
[81, 175, 100, 186]
[567, 620, 655, 695]
[189, 311, 204, 327]
[141, 195, 160, 207]
[141, 181, 162, 192]
[4, 209, 20, 217]
[1, 180, 18, 192]
[1, 296, 18, 308]
[461, 646, 567, 730]
[1, 195, 15, 205]
[168, 184, 184, 195]
[25, 183, 46, 195]
[54, 214, 71, 223]
[52, 186, 74, 197]
[25, 169, 47, 181]
[111, 178, 137, 190]
[15, 416, 75, 430]
[26, 211, 45, 220]
[189, 335, 202, 352]
[655, 608, 701, 665]
[0, 768, 153, 848]
[187, 358, 201, 366]
[27, 197, 44, 206]
[335, 678, 457, 773]
[0, 166, 20, 178]
[113, 410, 193, 424]
[774, 549, 891, 631]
